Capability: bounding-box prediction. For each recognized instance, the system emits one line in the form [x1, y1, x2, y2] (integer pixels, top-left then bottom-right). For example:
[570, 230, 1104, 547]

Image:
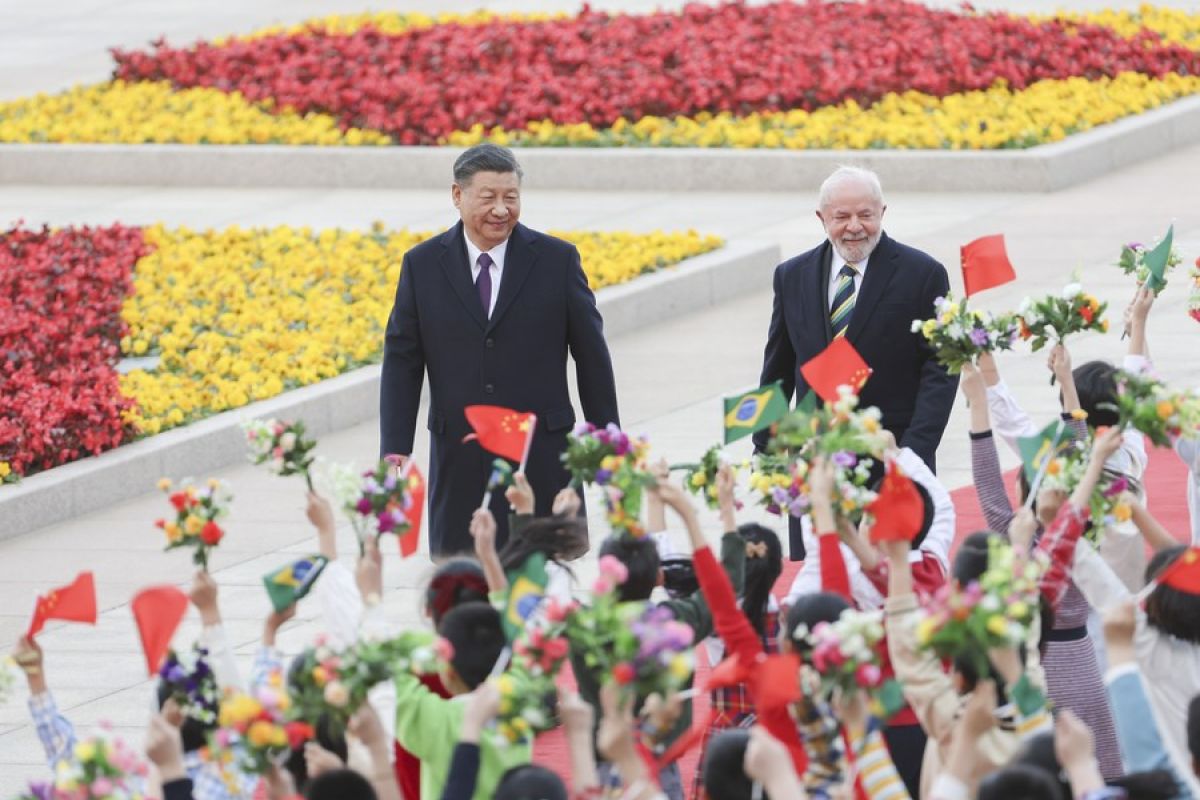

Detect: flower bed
[1, 1, 1198, 149]
[0, 224, 721, 481]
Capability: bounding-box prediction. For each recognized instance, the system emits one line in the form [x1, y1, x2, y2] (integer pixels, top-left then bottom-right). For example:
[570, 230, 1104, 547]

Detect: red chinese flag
[961, 234, 1016, 297]
[27, 572, 97, 638]
[800, 338, 872, 404]
[132, 586, 189, 676]
[398, 463, 426, 559]
[1160, 547, 1200, 594]
[463, 405, 538, 463]
[867, 460, 926, 543]
[753, 653, 802, 712]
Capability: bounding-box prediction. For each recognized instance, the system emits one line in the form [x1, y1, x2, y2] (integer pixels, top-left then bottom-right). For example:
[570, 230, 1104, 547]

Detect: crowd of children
[8, 285, 1200, 800]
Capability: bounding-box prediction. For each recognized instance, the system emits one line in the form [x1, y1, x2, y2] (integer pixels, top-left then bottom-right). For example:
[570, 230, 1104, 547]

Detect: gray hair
[453, 143, 524, 185]
[818, 166, 884, 208]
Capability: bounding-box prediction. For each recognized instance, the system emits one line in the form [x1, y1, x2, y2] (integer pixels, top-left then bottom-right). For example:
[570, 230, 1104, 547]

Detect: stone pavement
[1, 140, 1198, 789]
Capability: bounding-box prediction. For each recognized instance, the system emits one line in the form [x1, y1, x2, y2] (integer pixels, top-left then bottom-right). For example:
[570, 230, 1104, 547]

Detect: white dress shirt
[465, 235, 508, 317]
[827, 248, 869, 309]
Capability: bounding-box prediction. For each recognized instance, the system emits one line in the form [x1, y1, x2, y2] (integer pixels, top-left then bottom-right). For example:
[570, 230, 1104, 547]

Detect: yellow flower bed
[229, 9, 566, 40]
[0, 80, 391, 145]
[1036, 4, 1200, 50]
[444, 71, 1200, 150]
[119, 224, 722, 435]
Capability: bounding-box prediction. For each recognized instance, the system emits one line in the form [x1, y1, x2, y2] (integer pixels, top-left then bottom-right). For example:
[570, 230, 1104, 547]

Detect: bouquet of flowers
[563, 423, 656, 537]
[1113, 370, 1200, 447]
[565, 555, 694, 700]
[242, 418, 317, 489]
[495, 601, 572, 743]
[1016, 282, 1109, 352]
[211, 669, 313, 776]
[760, 387, 888, 521]
[1037, 438, 1132, 538]
[332, 458, 423, 547]
[1187, 258, 1200, 324]
[153, 477, 231, 570]
[911, 294, 1020, 374]
[18, 729, 151, 799]
[289, 630, 446, 734]
[1116, 236, 1182, 294]
[673, 445, 743, 510]
[158, 645, 219, 726]
[794, 608, 886, 696]
[916, 538, 1044, 676]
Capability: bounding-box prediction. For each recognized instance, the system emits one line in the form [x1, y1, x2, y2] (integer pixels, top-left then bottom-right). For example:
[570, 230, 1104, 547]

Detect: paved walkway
[1, 140, 1198, 788]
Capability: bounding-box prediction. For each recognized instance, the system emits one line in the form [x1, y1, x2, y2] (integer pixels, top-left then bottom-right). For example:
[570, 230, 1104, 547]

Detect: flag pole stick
[517, 414, 538, 474]
[1023, 421, 1065, 510]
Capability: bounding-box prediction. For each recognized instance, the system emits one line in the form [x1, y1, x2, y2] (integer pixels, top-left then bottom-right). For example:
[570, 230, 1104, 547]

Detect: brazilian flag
[262, 555, 328, 613]
[1143, 224, 1174, 293]
[723, 382, 789, 444]
[501, 552, 548, 641]
[1017, 420, 1075, 483]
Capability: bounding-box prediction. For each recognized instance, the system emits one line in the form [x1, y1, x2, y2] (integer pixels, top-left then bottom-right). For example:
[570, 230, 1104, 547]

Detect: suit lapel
[803, 242, 833, 346]
[487, 224, 536, 332]
[846, 233, 898, 343]
[438, 222, 487, 331]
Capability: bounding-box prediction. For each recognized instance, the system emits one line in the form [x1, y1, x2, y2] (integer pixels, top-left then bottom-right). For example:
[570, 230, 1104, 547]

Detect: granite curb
[0, 238, 779, 540]
[1, 96, 1197, 192]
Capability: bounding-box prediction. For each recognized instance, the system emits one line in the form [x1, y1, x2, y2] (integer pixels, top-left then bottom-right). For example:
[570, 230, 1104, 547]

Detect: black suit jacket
[380, 221, 620, 555]
[754, 233, 958, 559]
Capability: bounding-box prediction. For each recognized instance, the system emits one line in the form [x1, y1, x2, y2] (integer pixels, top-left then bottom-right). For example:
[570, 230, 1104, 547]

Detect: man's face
[452, 171, 521, 251]
[816, 181, 886, 264]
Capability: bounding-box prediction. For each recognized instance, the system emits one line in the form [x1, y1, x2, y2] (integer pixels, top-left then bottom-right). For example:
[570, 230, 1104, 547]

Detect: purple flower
[1104, 476, 1129, 498]
[831, 451, 857, 468]
[1126, 242, 1142, 250]
[383, 472, 397, 491]
[363, 477, 380, 494]
[573, 421, 596, 436]
[356, 496, 373, 515]
[766, 502, 781, 515]
[612, 435, 630, 456]
[969, 327, 990, 347]
[595, 468, 612, 485]
[377, 511, 395, 533]
[771, 486, 790, 505]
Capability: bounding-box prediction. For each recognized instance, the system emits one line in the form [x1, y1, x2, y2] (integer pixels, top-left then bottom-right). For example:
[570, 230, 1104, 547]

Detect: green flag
[723, 382, 789, 444]
[262, 555, 328, 613]
[501, 552, 548, 641]
[1016, 420, 1070, 483]
[1143, 224, 1174, 293]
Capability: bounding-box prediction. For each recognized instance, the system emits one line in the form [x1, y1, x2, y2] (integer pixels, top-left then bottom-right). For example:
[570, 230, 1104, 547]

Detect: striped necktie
[830, 263, 858, 339]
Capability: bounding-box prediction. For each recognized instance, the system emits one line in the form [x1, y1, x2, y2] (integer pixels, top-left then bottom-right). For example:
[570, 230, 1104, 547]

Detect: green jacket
[393, 672, 531, 800]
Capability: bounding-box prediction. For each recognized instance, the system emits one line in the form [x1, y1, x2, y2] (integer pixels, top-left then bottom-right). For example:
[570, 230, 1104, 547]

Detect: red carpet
[530, 445, 1193, 791]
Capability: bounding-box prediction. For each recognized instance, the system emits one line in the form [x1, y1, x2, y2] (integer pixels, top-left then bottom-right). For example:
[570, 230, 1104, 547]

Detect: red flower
[612, 662, 636, 685]
[1079, 304, 1095, 324]
[200, 521, 224, 545]
[169, 492, 189, 511]
[284, 721, 315, 750]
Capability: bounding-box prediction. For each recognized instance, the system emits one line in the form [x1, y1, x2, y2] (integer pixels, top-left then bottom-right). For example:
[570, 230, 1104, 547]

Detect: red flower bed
[112, 0, 1200, 144]
[0, 226, 148, 477]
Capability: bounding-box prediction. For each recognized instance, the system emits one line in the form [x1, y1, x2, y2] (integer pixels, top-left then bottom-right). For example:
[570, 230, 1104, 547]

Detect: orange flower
[1157, 401, 1176, 420]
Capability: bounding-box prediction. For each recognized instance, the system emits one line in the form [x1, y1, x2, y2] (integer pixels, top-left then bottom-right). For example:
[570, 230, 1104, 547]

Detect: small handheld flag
[866, 460, 925, 543]
[27, 572, 97, 638]
[1017, 420, 1071, 484]
[800, 338, 872, 404]
[131, 586, 189, 676]
[463, 406, 538, 465]
[396, 460, 426, 558]
[1159, 546, 1200, 594]
[501, 552, 549, 641]
[961, 234, 1017, 297]
[1143, 224, 1175, 293]
[723, 383, 789, 444]
[262, 555, 329, 613]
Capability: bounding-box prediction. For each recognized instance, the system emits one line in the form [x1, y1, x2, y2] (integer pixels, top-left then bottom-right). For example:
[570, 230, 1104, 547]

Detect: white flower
[980, 595, 1001, 613]
[1061, 282, 1082, 299]
[279, 432, 297, 452]
[910, 319, 922, 333]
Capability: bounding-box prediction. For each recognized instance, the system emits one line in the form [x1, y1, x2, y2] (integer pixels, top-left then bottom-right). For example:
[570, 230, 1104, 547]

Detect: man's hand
[145, 712, 187, 782]
[355, 536, 383, 604]
[13, 636, 46, 694]
[716, 464, 737, 516]
[188, 570, 220, 627]
[505, 472, 535, 515]
[1129, 285, 1156, 329]
[1102, 599, 1137, 667]
[1047, 343, 1073, 385]
[552, 487, 582, 517]
[304, 742, 345, 777]
[559, 689, 594, 736]
[469, 509, 498, 558]
[306, 491, 337, 537]
[461, 680, 502, 743]
[1091, 425, 1124, 464]
[263, 604, 297, 648]
[808, 456, 836, 505]
[1008, 507, 1038, 554]
[651, 479, 697, 520]
[347, 701, 389, 750]
[832, 688, 869, 739]
[596, 683, 637, 763]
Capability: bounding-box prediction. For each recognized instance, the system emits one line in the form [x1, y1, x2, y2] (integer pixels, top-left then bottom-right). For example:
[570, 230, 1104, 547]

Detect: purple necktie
[475, 252, 493, 318]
